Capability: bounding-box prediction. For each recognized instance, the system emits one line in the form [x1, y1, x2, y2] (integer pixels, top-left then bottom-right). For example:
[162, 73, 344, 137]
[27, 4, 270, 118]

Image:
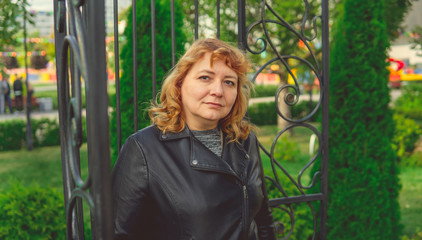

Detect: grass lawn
[0, 124, 421, 237]
[0, 144, 89, 192]
[400, 166, 422, 236]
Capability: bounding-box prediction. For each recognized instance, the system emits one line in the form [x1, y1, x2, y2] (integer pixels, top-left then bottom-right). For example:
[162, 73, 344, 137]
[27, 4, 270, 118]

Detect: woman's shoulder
[129, 125, 160, 142]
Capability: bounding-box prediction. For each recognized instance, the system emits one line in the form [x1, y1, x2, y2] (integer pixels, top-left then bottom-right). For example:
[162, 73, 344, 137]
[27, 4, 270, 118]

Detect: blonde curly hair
[149, 38, 253, 142]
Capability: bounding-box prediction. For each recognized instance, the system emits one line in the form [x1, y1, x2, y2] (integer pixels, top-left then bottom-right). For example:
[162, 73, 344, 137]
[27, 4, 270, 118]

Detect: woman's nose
[210, 81, 223, 96]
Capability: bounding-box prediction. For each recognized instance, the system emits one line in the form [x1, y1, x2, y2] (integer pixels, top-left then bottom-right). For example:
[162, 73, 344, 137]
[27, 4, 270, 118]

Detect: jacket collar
[158, 126, 190, 141]
[190, 134, 249, 182]
[156, 125, 250, 181]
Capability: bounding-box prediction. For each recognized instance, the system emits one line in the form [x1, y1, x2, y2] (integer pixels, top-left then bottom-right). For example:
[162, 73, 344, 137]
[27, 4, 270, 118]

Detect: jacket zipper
[242, 185, 249, 238]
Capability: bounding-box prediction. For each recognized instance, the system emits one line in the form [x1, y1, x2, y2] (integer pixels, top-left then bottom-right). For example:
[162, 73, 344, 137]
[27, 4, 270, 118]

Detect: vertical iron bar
[132, 0, 138, 131]
[114, 0, 122, 151]
[195, 0, 198, 40]
[171, 0, 175, 66]
[53, 2, 75, 238]
[217, 0, 220, 39]
[23, 0, 33, 151]
[151, 0, 157, 100]
[85, 0, 113, 238]
[70, 53, 85, 239]
[237, 0, 246, 51]
[320, 0, 330, 239]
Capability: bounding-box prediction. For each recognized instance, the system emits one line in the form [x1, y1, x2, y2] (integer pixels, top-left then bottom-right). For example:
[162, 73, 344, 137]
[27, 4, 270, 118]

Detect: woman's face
[180, 52, 238, 131]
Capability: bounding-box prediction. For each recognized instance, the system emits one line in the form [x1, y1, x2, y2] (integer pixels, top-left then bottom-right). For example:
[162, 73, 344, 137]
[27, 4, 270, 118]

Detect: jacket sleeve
[253, 136, 277, 240]
[112, 136, 151, 240]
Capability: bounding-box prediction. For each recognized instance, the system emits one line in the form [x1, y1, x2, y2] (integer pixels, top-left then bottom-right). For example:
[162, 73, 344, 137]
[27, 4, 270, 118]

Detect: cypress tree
[110, 0, 186, 162]
[327, 0, 402, 239]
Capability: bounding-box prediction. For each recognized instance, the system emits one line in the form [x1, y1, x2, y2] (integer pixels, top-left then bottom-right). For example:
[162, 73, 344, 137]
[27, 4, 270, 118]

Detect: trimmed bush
[0, 117, 84, 151]
[251, 84, 279, 98]
[273, 136, 301, 162]
[394, 83, 422, 121]
[0, 119, 26, 151]
[31, 118, 61, 147]
[0, 183, 66, 239]
[290, 100, 321, 122]
[401, 230, 422, 240]
[392, 114, 422, 162]
[248, 101, 277, 126]
[248, 100, 320, 126]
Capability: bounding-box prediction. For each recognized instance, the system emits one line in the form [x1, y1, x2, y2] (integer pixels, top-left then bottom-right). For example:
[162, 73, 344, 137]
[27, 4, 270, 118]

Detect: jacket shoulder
[129, 125, 160, 142]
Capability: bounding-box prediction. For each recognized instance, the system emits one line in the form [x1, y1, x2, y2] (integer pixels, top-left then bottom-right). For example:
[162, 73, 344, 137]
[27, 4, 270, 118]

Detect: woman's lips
[206, 102, 223, 108]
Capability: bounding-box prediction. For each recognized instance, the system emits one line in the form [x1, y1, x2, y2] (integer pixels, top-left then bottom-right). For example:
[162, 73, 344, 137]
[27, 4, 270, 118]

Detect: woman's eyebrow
[197, 69, 237, 80]
[197, 70, 215, 75]
[225, 75, 237, 80]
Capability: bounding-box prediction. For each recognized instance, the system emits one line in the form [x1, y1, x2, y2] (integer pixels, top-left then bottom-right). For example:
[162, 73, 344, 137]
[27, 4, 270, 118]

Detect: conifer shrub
[110, 0, 186, 164]
[311, 0, 402, 239]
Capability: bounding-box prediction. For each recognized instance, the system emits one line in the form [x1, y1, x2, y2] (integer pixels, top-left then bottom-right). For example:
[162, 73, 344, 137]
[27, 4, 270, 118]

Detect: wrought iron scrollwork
[54, 0, 113, 238]
[246, 0, 328, 239]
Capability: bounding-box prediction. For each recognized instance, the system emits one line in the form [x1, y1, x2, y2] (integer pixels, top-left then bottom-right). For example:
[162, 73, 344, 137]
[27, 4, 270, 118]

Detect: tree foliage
[384, 0, 413, 42]
[0, 0, 33, 70]
[110, 0, 186, 162]
[0, 0, 26, 48]
[325, 0, 402, 239]
[180, 0, 321, 73]
[410, 25, 422, 56]
[331, 0, 414, 43]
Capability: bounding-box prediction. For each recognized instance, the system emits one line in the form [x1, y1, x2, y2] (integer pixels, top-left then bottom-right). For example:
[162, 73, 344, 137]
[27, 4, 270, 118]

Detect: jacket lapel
[158, 125, 250, 181]
[190, 137, 249, 181]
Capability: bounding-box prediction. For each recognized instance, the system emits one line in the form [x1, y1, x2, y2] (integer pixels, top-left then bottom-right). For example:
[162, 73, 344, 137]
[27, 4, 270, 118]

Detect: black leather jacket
[112, 125, 276, 240]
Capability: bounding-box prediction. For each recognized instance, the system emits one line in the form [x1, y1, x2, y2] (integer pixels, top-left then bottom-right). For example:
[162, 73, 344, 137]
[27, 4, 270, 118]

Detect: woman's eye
[199, 76, 209, 80]
[224, 80, 236, 86]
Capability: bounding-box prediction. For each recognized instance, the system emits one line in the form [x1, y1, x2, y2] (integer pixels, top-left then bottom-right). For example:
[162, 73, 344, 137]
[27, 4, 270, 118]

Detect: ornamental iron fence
[53, 0, 329, 239]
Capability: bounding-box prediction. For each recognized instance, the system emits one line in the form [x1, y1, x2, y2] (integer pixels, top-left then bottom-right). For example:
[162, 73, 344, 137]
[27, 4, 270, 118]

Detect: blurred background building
[389, 0, 422, 70]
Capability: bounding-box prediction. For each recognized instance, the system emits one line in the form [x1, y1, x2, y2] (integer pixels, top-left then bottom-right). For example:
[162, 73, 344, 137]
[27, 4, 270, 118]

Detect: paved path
[0, 111, 59, 122]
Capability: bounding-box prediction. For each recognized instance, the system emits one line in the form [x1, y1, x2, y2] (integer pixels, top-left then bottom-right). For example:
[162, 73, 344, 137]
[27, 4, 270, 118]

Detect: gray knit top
[191, 127, 222, 157]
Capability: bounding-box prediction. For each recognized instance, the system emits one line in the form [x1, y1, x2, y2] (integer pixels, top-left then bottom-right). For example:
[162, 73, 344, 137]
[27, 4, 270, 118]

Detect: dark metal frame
[54, 0, 328, 239]
[54, 0, 113, 239]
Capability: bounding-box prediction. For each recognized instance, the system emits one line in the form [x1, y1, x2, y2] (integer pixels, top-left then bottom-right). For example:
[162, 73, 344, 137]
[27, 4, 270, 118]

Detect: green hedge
[31, 118, 61, 147]
[0, 120, 26, 151]
[248, 102, 277, 125]
[248, 100, 321, 126]
[0, 118, 61, 151]
[0, 183, 66, 239]
[0, 117, 88, 151]
[251, 84, 280, 98]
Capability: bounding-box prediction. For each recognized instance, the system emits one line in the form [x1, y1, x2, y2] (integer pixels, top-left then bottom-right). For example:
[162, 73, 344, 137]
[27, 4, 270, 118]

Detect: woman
[112, 38, 276, 240]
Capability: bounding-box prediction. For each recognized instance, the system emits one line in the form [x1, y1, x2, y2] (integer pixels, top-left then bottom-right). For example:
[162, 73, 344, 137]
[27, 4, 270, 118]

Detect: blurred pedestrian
[3, 75, 13, 114]
[0, 77, 6, 114]
[13, 77, 23, 111]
